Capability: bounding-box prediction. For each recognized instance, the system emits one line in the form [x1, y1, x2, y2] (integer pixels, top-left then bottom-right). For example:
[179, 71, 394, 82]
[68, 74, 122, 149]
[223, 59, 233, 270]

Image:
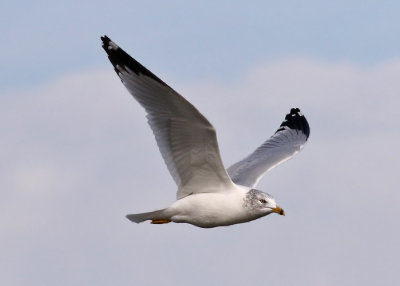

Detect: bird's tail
[126, 208, 171, 224]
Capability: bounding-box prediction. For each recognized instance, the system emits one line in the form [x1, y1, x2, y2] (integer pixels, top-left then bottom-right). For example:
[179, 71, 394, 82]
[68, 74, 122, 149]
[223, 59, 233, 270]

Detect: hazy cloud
[1, 59, 399, 286]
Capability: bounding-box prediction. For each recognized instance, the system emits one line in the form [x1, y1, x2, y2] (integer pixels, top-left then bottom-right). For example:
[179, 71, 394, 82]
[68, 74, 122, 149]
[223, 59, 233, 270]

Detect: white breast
[166, 186, 254, 228]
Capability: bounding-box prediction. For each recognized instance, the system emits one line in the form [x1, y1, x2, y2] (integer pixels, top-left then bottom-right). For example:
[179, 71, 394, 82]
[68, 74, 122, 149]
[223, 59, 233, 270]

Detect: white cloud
[1, 59, 399, 286]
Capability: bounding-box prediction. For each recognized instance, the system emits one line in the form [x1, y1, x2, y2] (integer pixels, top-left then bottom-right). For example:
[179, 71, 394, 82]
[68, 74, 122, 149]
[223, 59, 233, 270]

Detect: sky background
[1, 1, 399, 285]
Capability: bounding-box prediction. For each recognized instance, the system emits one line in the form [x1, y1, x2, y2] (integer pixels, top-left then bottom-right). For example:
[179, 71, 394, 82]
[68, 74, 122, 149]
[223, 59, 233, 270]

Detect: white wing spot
[115, 64, 125, 73]
[107, 41, 119, 51]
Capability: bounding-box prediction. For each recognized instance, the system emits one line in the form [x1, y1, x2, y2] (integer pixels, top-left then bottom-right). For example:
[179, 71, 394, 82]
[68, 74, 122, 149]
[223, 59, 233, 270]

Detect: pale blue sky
[2, 2, 400, 286]
[2, 0, 400, 90]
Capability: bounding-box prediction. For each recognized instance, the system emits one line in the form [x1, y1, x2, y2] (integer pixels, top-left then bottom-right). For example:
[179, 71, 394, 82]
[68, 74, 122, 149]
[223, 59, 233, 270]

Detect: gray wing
[101, 36, 235, 199]
[227, 108, 310, 188]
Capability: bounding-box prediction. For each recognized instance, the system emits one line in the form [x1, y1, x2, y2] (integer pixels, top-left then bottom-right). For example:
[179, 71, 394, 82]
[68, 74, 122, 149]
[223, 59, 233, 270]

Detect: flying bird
[101, 36, 310, 228]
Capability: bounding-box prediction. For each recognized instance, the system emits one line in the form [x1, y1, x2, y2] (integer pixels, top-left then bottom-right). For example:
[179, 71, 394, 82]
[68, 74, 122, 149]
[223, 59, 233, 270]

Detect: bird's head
[243, 189, 285, 216]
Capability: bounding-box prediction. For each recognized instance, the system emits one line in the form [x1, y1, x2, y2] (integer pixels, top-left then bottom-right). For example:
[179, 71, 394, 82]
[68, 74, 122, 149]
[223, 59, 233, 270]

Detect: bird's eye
[259, 199, 267, 204]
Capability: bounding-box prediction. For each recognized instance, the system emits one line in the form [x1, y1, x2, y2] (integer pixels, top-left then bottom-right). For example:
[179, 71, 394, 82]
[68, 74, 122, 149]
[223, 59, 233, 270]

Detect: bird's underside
[101, 35, 310, 228]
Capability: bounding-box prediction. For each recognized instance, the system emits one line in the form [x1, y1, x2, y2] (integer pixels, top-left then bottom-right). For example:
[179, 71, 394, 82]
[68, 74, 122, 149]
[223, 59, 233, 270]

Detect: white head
[243, 189, 285, 217]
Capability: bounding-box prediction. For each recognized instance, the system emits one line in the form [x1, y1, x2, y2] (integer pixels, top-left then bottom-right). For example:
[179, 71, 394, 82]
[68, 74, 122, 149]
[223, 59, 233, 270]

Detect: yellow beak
[272, 206, 285, 216]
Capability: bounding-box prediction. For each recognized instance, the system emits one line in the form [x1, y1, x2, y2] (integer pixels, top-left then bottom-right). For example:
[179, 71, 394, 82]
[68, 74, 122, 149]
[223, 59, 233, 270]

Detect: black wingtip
[101, 35, 115, 51]
[100, 35, 169, 87]
[275, 108, 310, 139]
[101, 35, 110, 47]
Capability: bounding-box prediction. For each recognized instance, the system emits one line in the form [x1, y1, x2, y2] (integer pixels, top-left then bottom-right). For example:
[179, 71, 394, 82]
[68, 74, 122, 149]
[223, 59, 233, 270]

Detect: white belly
[166, 189, 257, 228]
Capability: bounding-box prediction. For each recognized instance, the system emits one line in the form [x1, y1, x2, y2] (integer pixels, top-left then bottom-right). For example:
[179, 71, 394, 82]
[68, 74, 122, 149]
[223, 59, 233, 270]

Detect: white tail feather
[126, 209, 167, 223]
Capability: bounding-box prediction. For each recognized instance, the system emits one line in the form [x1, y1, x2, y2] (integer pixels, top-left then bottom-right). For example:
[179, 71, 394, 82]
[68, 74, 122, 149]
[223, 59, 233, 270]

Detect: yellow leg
[151, 219, 171, 224]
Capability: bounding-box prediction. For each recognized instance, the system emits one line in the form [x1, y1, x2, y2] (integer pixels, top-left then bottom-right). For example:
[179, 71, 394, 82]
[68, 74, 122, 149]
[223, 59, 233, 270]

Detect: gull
[101, 36, 310, 228]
